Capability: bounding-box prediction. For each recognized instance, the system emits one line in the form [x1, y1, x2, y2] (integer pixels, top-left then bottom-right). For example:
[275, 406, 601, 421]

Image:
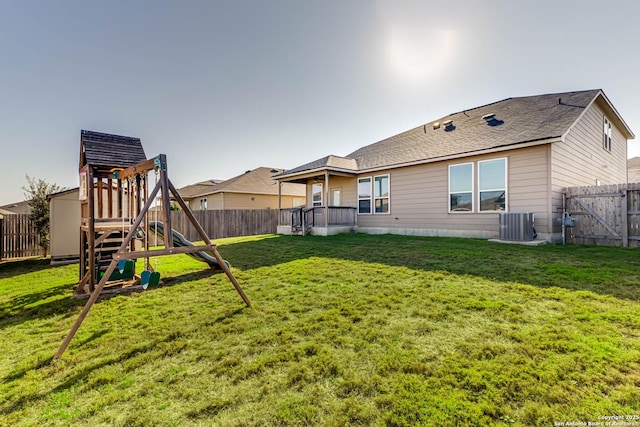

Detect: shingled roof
[80, 130, 147, 171]
[277, 89, 633, 178]
[178, 167, 305, 199]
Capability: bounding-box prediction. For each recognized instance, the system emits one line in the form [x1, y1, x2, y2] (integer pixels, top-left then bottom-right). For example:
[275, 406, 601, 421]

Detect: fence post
[0, 217, 3, 260]
[621, 186, 629, 248]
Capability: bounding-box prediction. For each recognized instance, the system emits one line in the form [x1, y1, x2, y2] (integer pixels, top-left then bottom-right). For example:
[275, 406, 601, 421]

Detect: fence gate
[564, 183, 640, 248]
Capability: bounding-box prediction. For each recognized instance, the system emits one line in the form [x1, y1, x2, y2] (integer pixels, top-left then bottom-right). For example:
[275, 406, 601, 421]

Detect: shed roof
[80, 130, 147, 172]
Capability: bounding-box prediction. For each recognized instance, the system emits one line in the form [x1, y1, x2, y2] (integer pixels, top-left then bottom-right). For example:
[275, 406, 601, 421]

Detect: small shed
[49, 188, 81, 263]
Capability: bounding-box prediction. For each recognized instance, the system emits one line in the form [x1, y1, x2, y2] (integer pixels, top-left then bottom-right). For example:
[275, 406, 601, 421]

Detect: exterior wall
[550, 101, 629, 238]
[302, 146, 551, 239]
[222, 193, 279, 209]
[188, 193, 304, 210]
[50, 190, 81, 260]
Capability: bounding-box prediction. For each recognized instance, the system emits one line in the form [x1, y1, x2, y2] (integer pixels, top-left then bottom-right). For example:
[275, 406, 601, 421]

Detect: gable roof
[277, 89, 634, 178]
[176, 179, 225, 199]
[178, 167, 305, 199]
[80, 130, 147, 171]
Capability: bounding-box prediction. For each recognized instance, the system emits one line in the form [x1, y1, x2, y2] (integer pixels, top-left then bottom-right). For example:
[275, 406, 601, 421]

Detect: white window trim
[603, 116, 612, 152]
[373, 174, 391, 215]
[357, 177, 372, 215]
[311, 182, 323, 207]
[478, 158, 508, 213]
[358, 175, 391, 215]
[448, 162, 474, 213]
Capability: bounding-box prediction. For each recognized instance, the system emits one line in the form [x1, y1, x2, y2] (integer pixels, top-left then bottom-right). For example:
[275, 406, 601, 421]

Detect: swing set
[54, 131, 251, 360]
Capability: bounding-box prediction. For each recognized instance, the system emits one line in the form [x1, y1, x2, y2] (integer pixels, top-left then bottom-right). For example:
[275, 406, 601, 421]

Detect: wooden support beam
[107, 178, 113, 218]
[112, 244, 217, 260]
[55, 257, 120, 360]
[118, 158, 158, 180]
[97, 179, 104, 218]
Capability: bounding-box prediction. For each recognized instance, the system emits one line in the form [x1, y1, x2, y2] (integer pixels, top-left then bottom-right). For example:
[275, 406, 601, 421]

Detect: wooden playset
[54, 130, 251, 360]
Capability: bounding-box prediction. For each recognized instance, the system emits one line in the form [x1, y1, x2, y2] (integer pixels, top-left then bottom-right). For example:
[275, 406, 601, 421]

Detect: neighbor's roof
[176, 179, 225, 199]
[276, 89, 634, 178]
[178, 167, 305, 199]
[80, 130, 147, 171]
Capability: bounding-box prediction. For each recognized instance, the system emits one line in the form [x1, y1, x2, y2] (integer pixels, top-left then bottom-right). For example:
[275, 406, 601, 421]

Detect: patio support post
[324, 170, 329, 228]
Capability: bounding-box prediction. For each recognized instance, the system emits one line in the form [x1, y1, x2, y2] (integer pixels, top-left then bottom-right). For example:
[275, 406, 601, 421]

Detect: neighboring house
[628, 157, 640, 183]
[275, 89, 635, 242]
[177, 167, 305, 211]
[0, 200, 31, 215]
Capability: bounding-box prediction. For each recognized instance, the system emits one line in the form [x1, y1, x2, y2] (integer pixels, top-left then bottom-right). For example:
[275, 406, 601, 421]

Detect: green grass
[1, 234, 640, 426]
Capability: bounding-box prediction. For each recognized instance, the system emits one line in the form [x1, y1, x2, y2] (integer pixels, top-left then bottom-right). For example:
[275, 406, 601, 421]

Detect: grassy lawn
[1, 233, 640, 426]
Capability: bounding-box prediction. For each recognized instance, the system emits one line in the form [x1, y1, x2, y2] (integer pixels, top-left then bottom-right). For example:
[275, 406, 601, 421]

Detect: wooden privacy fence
[169, 209, 279, 242]
[563, 183, 640, 247]
[1, 214, 40, 260]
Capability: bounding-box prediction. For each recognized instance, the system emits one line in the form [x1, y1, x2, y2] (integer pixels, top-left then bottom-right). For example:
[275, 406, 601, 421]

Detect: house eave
[357, 137, 561, 174]
[275, 167, 358, 183]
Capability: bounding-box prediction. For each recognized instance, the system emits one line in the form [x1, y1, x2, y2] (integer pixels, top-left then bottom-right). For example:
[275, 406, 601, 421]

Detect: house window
[374, 175, 390, 214]
[312, 183, 323, 207]
[449, 163, 473, 212]
[478, 158, 506, 211]
[603, 117, 612, 152]
[359, 175, 390, 214]
[358, 178, 371, 214]
[200, 198, 207, 210]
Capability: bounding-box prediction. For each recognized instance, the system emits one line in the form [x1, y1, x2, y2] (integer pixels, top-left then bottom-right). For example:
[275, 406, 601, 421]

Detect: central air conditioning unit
[499, 212, 536, 241]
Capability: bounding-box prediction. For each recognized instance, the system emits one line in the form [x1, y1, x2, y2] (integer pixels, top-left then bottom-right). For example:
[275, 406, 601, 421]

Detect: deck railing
[279, 206, 357, 228]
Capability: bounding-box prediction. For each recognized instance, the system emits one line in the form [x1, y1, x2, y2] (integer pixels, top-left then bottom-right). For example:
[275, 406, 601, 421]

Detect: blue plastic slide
[147, 221, 227, 270]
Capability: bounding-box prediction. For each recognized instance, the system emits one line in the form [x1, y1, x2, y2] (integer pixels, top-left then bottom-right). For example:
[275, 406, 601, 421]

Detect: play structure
[54, 130, 251, 360]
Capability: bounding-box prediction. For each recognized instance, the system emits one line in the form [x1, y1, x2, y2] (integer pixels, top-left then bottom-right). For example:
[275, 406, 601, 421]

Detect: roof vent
[432, 122, 440, 130]
[482, 113, 504, 127]
[443, 119, 455, 132]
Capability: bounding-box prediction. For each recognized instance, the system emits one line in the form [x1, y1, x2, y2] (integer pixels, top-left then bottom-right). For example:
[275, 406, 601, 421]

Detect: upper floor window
[199, 198, 207, 210]
[603, 117, 612, 152]
[311, 183, 323, 207]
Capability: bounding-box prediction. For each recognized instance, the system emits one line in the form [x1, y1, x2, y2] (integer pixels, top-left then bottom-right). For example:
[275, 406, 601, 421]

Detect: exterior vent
[499, 212, 535, 241]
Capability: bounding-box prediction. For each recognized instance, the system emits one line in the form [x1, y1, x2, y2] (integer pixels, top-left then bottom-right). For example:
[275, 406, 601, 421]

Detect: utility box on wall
[499, 212, 535, 241]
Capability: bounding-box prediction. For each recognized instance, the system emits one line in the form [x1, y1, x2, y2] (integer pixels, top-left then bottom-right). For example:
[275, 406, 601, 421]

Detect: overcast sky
[1, 0, 639, 205]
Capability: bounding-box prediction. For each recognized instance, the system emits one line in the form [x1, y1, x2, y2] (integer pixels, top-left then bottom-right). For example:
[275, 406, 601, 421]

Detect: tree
[22, 176, 64, 256]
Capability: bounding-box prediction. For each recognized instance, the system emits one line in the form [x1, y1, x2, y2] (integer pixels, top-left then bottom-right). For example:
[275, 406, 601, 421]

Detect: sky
[1, 0, 639, 206]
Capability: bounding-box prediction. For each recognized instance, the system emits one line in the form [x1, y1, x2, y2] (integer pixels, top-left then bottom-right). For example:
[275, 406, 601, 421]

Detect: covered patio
[274, 156, 359, 236]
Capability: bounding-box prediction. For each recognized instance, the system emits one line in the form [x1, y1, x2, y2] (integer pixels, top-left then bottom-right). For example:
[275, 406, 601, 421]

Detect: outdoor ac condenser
[498, 212, 535, 241]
